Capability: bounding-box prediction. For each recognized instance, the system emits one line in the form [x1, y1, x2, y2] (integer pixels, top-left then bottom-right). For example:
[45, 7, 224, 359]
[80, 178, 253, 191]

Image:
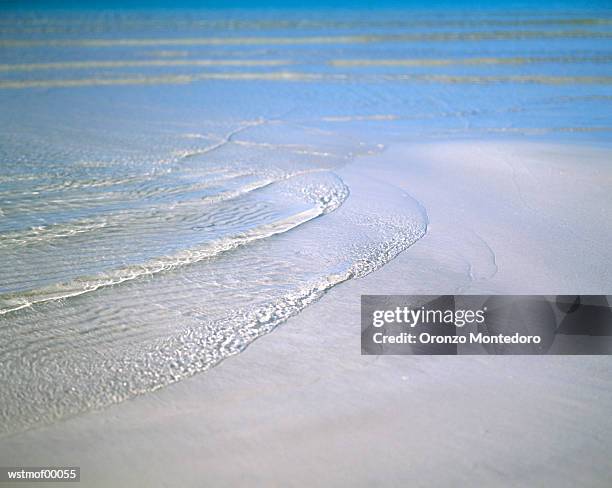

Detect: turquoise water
[0, 7, 610, 434]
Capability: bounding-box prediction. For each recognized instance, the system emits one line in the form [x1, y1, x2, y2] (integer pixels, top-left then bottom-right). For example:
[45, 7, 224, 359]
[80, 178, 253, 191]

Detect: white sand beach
[1, 140, 611, 487]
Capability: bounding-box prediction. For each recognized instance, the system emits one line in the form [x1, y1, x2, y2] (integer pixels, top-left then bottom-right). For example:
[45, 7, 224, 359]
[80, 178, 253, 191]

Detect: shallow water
[0, 7, 610, 435]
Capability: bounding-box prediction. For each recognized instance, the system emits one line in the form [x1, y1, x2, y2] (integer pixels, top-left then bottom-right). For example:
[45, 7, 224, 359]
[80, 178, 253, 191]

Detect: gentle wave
[0, 204, 334, 315]
[1, 17, 610, 34]
[0, 173, 348, 315]
[0, 72, 341, 89]
[0, 168, 333, 248]
[0, 167, 427, 436]
[0, 59, 292, 72]
[2, 30, 610, 48]
[330, 55, 612, 67]
[2, 72, 611, 90]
